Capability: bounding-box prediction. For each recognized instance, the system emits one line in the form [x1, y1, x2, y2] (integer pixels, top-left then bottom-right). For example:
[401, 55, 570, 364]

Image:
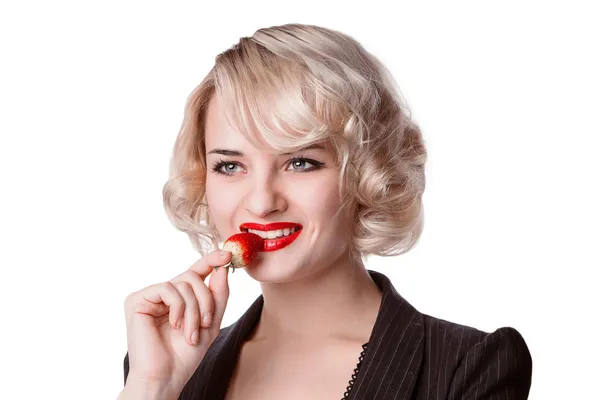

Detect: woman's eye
[288, 159, 312, 171]
[223, 163, 238, 173]
[212, 157, 323, 176]
[287, 158, 323, 172]
[212, 161, 243, 175]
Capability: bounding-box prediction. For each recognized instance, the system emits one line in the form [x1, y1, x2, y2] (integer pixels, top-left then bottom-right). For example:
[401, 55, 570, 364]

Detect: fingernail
[176, 318, 182, 330]
[191, 329, 199, 345]
[203, 312, 213, 327]
[219, 251, 227, 257]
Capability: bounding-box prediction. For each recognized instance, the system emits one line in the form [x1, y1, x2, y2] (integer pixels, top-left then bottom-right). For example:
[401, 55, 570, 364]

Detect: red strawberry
[219, 232, 263, 273]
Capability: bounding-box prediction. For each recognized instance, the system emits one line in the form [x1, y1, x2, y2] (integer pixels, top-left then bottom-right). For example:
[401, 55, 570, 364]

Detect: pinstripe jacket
[123, 270, 532, 399]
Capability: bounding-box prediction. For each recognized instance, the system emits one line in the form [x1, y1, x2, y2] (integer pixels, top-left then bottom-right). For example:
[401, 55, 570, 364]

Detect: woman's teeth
[246, 227, 299, 239]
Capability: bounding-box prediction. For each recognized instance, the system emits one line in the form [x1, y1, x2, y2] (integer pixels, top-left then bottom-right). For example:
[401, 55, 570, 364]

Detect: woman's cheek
[206, 182, 235, 233]
[299, 187, 340, 223]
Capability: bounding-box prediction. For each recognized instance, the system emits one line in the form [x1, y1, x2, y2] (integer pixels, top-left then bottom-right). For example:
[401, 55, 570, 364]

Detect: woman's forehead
[205, 96, 332, 157]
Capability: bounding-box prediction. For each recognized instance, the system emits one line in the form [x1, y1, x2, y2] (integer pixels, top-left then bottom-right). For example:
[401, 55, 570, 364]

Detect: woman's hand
[122, 250, 232, 398]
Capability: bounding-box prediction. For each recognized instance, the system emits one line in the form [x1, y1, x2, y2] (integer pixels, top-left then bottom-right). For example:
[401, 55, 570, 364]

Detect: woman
[119, 24, 532, 400]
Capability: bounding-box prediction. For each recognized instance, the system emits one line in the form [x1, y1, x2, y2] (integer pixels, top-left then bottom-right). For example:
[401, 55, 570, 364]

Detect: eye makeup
[211, 154, 325, 176]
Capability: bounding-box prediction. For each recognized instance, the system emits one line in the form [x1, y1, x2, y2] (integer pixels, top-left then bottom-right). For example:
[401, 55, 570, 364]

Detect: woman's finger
[172, 281, 201, 345]
[207, 258, 230, 335]
[186, 250, 232, 334]
[126, 282, 185, 330]
[172, 270, 216, 329]
[187, 250, 232, 280]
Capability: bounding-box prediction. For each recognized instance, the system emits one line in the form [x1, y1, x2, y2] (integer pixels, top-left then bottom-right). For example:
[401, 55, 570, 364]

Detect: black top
[124, 270, 532, 399]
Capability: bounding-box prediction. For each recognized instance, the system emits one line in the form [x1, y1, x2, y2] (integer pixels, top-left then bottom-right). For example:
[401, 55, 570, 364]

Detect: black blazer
[124, 270, 532, 399]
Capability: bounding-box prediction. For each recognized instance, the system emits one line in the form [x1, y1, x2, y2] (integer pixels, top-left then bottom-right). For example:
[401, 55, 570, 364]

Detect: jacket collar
[187, 270, 424, 400]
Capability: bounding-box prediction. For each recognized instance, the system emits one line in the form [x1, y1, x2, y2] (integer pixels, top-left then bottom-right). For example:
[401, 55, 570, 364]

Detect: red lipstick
[261, 228, 302, 252]
[239, 222, 301, 231]
[239, 222, 303, 252]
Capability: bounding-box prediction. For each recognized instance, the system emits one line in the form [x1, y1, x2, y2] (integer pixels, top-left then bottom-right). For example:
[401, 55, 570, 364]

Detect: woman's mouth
[240, 226, 302, 252]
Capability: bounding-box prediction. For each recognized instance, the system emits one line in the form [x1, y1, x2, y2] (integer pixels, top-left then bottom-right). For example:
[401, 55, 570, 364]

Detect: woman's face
[204, 95, 353, 282]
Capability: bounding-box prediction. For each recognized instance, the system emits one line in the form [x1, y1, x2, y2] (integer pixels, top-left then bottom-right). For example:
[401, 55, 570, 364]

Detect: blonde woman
[119, 24, 532, 400]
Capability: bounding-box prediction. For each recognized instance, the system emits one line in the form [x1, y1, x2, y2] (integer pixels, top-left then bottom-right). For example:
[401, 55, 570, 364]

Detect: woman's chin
[243, 256, 302, 283]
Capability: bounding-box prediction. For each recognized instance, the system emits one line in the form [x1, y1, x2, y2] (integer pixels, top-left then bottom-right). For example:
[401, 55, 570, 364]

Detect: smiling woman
[120, 23, 532, 400]
[162, 26, 428, 273]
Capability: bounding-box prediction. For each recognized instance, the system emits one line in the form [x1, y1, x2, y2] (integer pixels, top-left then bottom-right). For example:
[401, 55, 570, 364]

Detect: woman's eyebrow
[206, 143, 326, 157]
[206, 148, 243, 157]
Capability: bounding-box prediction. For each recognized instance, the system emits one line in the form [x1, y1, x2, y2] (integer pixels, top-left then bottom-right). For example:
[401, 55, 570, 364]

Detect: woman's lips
[261, 228, 302, 252]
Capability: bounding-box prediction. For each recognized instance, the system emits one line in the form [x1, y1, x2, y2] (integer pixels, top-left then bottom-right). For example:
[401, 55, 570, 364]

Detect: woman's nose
[244, 174, 287, 218]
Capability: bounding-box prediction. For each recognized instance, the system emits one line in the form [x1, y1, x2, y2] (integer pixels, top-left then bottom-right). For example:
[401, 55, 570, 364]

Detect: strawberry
[219, 232, 263, 273]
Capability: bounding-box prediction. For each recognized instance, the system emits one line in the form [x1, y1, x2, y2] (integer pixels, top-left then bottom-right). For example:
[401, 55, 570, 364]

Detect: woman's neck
[250, 257, 383, 344]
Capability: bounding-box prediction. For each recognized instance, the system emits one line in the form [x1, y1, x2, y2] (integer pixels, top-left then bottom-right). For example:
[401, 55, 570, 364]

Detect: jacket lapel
[349, 271, 424, 400]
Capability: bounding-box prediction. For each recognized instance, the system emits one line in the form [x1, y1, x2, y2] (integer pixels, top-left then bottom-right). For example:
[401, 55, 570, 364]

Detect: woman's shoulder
[421, 312, 530, 359]
[417, 313, 532, 398]
[422, 312, 527, 345]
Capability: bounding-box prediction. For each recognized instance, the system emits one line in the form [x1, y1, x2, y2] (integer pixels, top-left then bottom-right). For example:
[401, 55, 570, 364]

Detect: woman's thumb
[208, 258, 230, 332]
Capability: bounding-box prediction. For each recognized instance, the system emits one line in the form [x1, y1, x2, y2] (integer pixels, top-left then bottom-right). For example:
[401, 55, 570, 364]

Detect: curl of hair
[162, 23, 427, 266]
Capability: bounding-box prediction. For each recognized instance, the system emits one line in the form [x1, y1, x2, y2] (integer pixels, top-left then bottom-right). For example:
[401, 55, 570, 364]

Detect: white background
[1, 1, 598, 398]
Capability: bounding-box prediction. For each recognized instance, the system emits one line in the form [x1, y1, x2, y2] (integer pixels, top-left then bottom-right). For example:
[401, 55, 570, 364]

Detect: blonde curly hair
[162, 23, 427, 267]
